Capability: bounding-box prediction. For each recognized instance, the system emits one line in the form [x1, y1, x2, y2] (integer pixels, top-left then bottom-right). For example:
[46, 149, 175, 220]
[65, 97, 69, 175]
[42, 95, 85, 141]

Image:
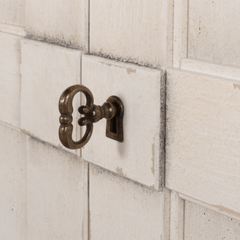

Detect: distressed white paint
[173, 0, 188, 68]
[0, 123, 27, 240]
[2, 0, 239, 238]
[180, 193, 240, 221]
[0, 23, 26, 36]
[188, 0, 240, 67]
[0, 0, 25, 26]
[170, 191, 184, 240]
[26, 0, 88, 49]
[181, 58, 240, 81]
[27, 137, 88, 240]
[21, 39, 82, 152]
[166, 68, 240, 215]
[185, 201, 240, 240]
[164, 190, 171, 240]
[90, 0, 173, 68]
[82, 55, 165, 189]
[89, 164, 170, 240]
[0, 32, 22, 128]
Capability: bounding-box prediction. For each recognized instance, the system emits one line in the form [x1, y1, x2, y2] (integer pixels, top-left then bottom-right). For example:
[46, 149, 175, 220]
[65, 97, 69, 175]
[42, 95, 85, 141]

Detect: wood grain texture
[0, 0, 25, 26]
[90, 0, 173, 68]
[26, 0, 88, 49]
[166, 68, 240, 215]
[0, 123, 27, 240]
[185, 201, 240, 240]
[0, 32, 21, 128]
[27, 137, 88, 240]
[20, 39, 82, 153]
[89, 164, 170, 240]
[188, 0, 240, 67]
[82, 55, 165, 190]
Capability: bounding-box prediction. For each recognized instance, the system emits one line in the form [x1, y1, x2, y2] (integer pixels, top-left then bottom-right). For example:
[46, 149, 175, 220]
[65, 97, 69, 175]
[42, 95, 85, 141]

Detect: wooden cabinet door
[167, 0, 240, 239]
[0, 1, 170, 239]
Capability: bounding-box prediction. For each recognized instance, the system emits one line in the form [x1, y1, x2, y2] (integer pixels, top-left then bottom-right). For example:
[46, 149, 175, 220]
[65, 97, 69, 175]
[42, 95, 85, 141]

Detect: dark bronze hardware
[59, 85, 124, 149]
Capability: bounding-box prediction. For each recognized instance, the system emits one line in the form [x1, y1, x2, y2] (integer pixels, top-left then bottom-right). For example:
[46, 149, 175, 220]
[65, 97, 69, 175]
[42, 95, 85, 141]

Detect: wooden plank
[0, 23, 26, 36]
[27, 137, 88, 240]
[181, 58, 240, 81]
[170, 191, 184, 240]
[0, 0, 25, 26]
[90, 0, 173, 68]
[166, 68, 240, 215]
[89, 164, 169, 240]
[173, 0, 188, 68]
[20, 39, 82, 154]
[26, 0, 88, 49]
[185, 201, 240, 240]
[0, 123, 27, 240]
[180, 193, 240, 221]
[0, 32, 22, 128]
[188, 0, 240, 67]
[82, 55, 165, 190]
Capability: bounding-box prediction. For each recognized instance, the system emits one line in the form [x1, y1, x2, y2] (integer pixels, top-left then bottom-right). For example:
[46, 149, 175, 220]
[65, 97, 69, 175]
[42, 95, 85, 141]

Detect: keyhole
[110, 115, 117, 134]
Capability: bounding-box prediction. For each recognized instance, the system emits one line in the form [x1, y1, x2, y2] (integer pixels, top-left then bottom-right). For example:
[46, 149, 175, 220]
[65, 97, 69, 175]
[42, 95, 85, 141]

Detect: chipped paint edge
[88, 163, 162, 193]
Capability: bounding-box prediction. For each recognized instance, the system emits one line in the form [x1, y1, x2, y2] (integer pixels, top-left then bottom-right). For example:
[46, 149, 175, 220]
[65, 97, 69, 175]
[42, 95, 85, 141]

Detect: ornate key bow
[59, 85, 124, 149]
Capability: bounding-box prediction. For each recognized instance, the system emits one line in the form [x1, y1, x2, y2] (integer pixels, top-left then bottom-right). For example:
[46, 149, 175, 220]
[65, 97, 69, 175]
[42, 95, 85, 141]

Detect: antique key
[59, 85, 124, 149]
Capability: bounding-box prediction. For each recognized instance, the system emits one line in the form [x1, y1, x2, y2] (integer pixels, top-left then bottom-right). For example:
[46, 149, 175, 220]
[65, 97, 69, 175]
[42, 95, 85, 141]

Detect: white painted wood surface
[0, 23, 25, 36]
[82, 55, 165, 189]
[181, 58, 240, 81]
[27, 137, 88, 240]
[188, 0, 240, 67]
[0, 0, 25, 26]
[89, 164, 170, 240]
[0, 123, 27, 240]
[170, 191, 184, 240]
[90, 0, 173, 68]
[166, 68, 240, 215]
[180, 193, 240, 222]
[26, 0, 88, 49]
[173, 0, 188, 68]
[20, 39, 82, 152]
[0, 32, 22, 128]
[185, 201, 240, 240]
[1, 0, 240, 238]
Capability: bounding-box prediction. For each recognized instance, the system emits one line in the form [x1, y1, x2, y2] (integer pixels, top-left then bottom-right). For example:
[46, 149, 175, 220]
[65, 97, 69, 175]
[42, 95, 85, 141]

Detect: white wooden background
[0, 0, 240, 239]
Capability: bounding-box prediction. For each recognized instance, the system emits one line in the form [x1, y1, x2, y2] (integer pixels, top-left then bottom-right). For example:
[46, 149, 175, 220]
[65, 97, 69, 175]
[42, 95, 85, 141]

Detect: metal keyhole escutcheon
[59, 85, 124, 149]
